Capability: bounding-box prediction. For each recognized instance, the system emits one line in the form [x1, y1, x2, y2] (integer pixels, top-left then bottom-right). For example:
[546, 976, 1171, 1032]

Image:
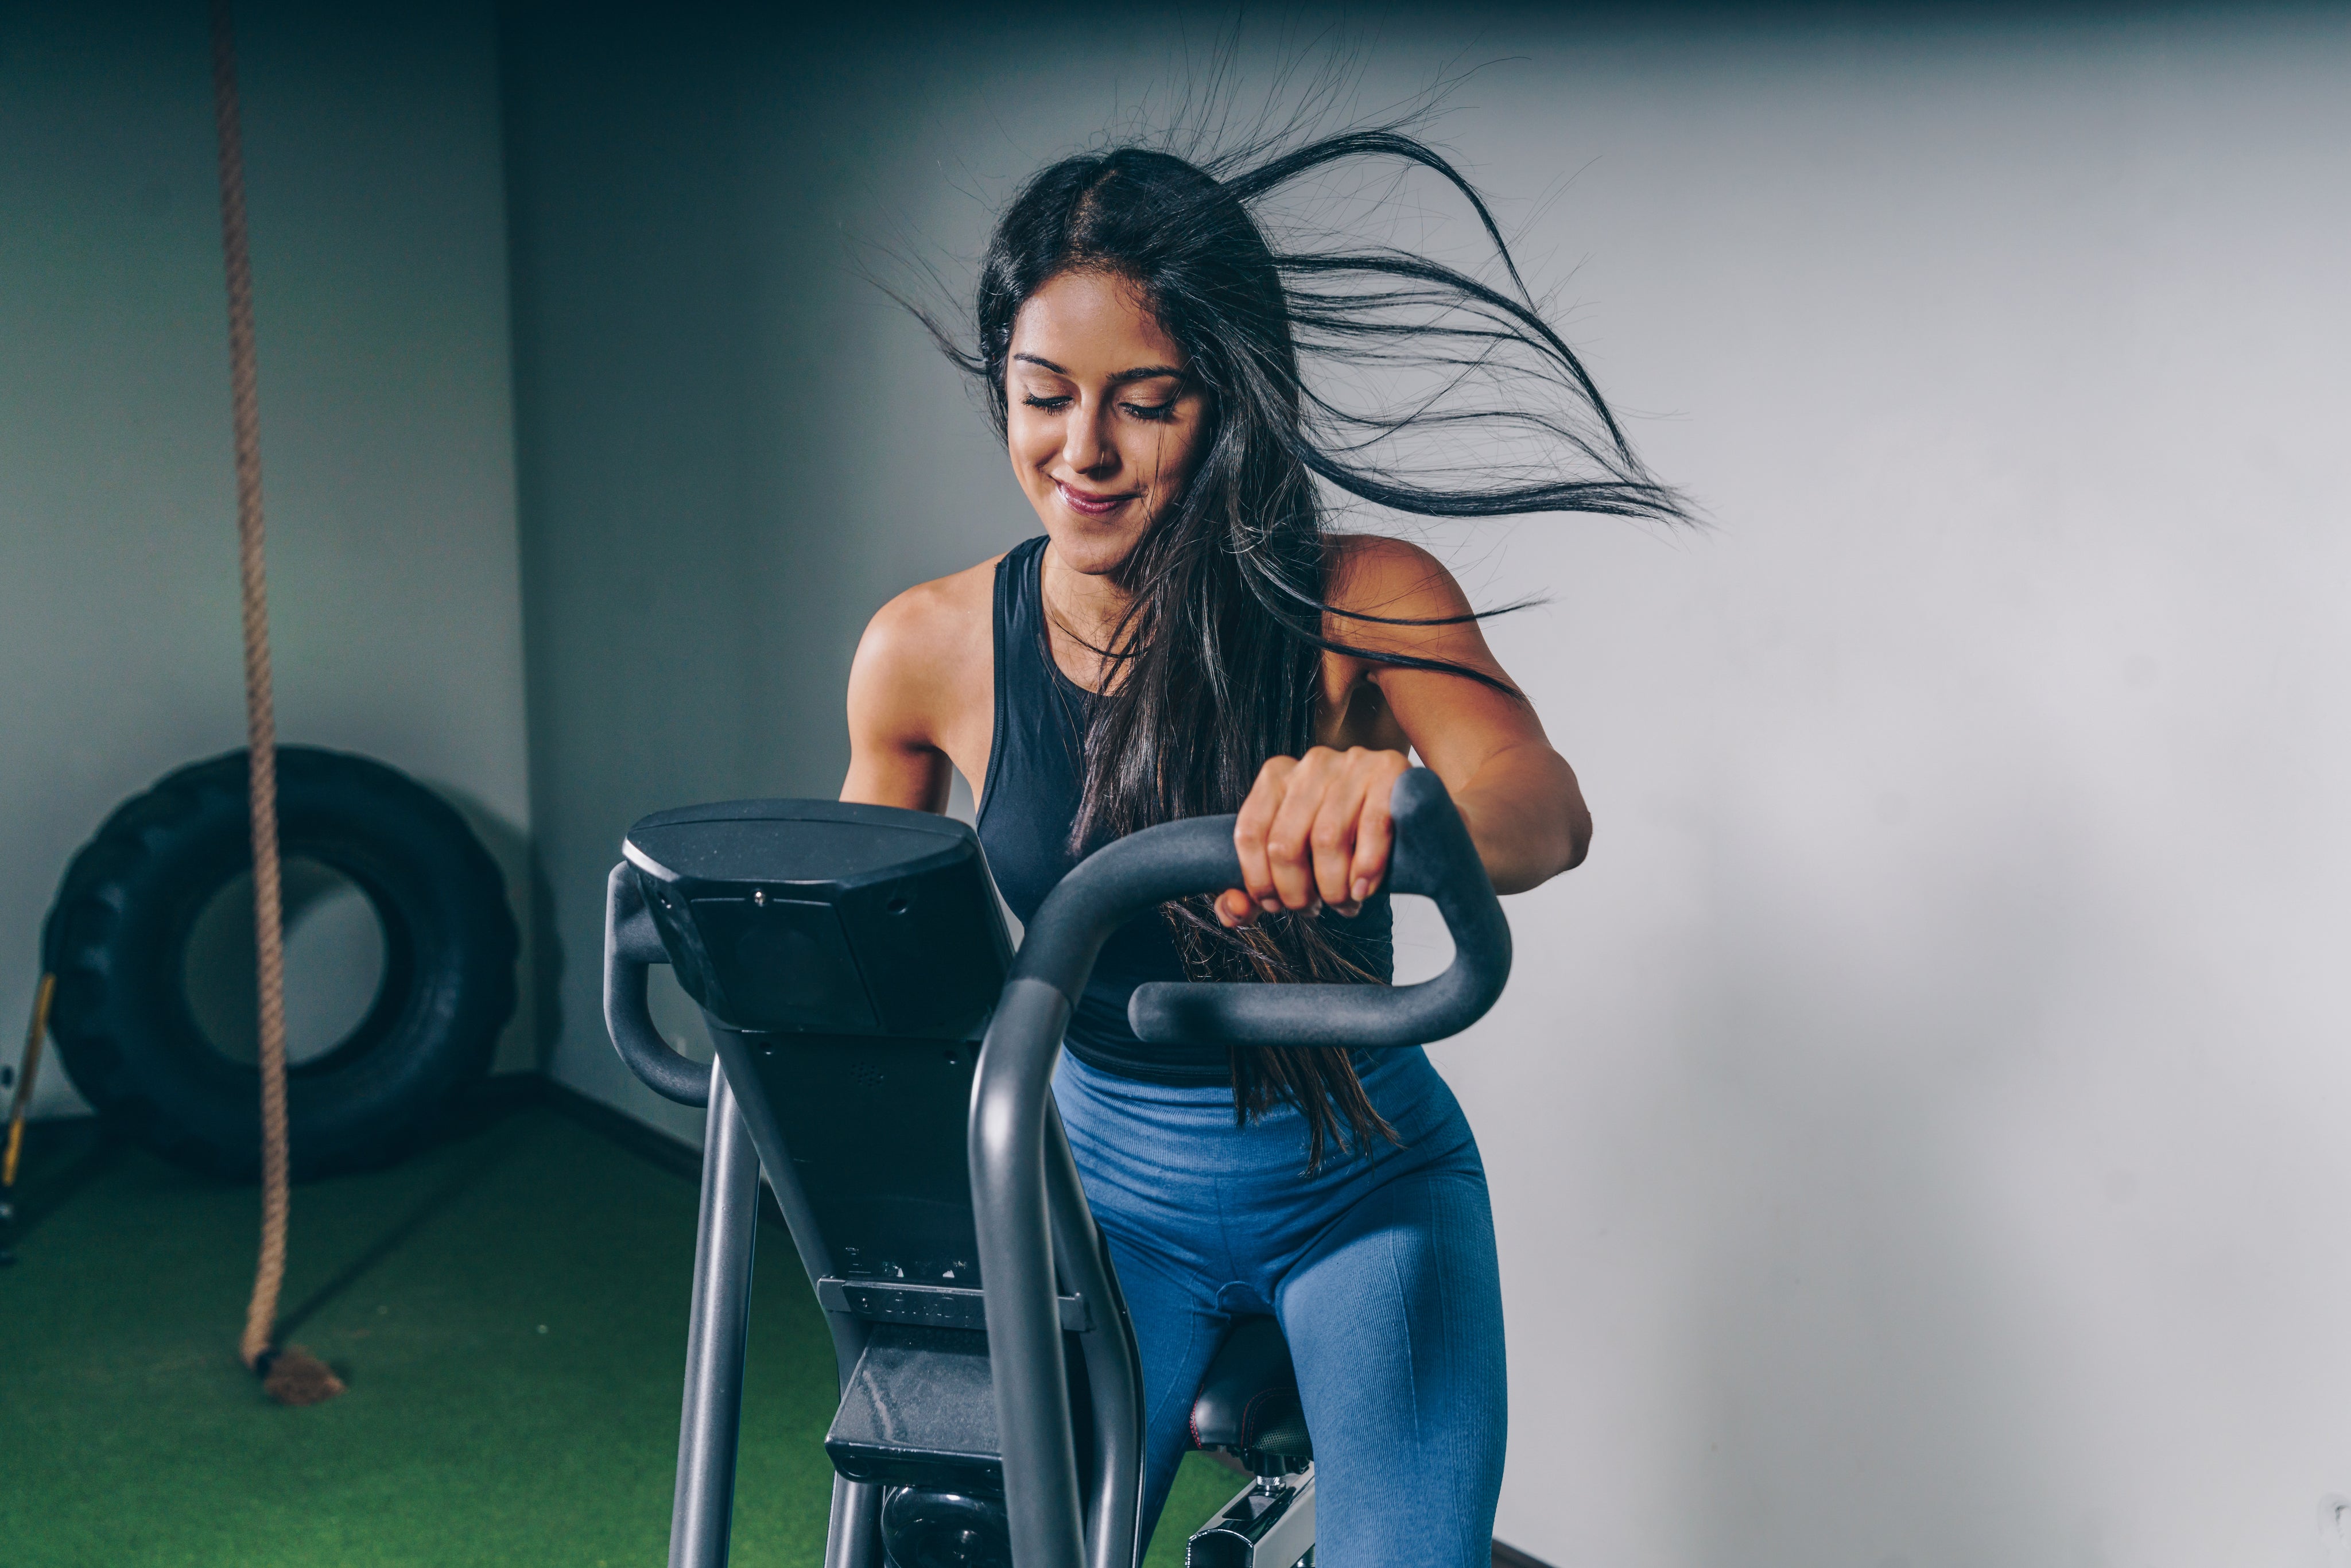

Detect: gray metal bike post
[971, 977, 1087, 1568]
[823, 1476, 885, 1568]
[670, 1054, 762, 1568]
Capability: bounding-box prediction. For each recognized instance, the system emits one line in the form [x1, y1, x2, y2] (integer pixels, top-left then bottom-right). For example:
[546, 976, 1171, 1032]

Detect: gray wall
[499, 6, 2351, 1564]
[1, 0, 534, 1110]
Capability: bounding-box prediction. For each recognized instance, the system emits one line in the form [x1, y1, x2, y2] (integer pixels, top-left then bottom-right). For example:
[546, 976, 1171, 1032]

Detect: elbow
[1455, 748, 1589, 891]
[1476, 804, 1586, 895]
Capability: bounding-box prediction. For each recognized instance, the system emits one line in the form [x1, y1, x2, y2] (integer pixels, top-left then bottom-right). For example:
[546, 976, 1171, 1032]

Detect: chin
[1040, 515, 1150, 576]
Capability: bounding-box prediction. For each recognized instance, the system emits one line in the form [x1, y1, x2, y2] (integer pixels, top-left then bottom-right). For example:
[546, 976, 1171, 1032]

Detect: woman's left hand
[1219, 747, 1413, 926]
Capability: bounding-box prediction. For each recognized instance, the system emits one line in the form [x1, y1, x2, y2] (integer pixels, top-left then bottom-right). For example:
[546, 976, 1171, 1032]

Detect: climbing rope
[210, 0, 340, 1406]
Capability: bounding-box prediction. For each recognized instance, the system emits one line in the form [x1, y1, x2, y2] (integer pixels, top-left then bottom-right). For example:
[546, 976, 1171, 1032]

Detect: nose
[1060, 397, 1118, 479]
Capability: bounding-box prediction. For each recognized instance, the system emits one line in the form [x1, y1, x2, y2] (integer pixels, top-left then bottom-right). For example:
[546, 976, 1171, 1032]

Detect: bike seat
[1189, 1317, 1312, 1466]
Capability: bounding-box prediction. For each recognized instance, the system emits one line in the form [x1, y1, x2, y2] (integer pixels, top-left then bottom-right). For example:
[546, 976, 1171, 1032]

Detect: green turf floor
[0, 1097, 1243, 1566]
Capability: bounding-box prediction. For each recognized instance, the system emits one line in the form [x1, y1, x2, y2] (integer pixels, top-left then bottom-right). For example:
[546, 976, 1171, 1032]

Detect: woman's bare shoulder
[863, 554, 998, 657]
[1324, 533, 1473, 639]
[849, 555, 1000, 721]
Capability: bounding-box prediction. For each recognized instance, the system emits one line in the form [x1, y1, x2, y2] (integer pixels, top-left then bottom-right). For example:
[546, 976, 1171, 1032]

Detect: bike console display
[622, 799, 1012, 1041]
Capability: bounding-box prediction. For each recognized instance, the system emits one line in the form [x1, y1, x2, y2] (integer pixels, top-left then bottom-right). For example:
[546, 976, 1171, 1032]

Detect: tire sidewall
[42, 747, 517, 1179]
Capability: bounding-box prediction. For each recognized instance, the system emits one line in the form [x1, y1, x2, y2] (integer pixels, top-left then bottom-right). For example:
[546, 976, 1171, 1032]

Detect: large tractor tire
[41, 747, 518, 1180]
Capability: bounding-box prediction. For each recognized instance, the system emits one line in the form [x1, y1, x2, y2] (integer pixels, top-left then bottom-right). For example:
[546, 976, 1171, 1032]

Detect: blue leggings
[1052, 1046, 1507, 1567]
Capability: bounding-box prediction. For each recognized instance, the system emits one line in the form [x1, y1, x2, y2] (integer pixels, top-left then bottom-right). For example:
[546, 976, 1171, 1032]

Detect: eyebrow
[1012, 353, 1185, 386]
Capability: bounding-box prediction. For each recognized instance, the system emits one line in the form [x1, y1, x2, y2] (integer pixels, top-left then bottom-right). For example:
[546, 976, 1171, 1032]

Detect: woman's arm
[840, 570, 991, 813]
[1221, 537, 1588, 925]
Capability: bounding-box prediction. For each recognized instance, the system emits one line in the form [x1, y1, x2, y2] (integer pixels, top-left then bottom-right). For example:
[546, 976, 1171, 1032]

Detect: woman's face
[1006, 269, 1208, 579]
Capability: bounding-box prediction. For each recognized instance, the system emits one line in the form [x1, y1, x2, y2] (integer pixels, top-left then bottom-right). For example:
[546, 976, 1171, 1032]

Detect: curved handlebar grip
[603, 861, 712, 1107]
[1128, 767, 1511, 1045]
[1012, 768, 1511, 1047]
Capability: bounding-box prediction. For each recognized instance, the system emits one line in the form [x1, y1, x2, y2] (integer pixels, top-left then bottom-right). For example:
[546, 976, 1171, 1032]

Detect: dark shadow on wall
[498, 2, 824, 1138]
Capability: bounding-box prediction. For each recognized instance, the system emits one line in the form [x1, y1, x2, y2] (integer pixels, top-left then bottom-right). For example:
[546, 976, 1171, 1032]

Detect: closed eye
[1122, 401, 1178, 422]
[1022, 394, 1072, 412]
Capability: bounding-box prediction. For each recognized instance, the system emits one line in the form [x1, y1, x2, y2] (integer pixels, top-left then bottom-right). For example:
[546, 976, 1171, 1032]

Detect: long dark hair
[914, 129, 1689, 1167]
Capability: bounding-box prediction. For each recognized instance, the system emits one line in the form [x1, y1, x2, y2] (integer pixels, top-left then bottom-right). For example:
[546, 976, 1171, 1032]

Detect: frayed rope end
[254, 1344, 345, 1406]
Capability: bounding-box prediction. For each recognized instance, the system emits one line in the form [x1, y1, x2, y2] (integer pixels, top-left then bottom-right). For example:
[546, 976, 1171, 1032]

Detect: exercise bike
[603, 769, 1510, 1568]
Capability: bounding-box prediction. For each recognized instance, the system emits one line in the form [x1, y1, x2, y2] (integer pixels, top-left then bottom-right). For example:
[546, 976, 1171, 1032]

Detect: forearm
[1448, 742, 1589, 894]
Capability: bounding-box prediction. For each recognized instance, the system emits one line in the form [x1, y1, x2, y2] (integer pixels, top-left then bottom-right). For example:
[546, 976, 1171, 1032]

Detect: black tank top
[976, 535, 1394, 1085]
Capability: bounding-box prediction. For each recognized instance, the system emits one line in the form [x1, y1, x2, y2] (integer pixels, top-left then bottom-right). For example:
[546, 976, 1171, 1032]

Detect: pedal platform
[1185, 1468, 1314, 1568]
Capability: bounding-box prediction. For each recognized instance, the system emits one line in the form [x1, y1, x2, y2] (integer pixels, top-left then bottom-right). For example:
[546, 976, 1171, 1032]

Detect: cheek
[1006, 414, 1056, 479]
[1153, 418, 1206, 484]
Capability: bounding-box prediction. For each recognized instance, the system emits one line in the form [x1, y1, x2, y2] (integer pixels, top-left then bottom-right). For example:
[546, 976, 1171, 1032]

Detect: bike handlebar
[604, 862, 712, 1107]
[1012, 766, 1512, 1041]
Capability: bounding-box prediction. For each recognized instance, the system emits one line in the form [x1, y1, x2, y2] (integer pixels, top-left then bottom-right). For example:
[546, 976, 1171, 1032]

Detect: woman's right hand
[1220, 746, 1413, 925]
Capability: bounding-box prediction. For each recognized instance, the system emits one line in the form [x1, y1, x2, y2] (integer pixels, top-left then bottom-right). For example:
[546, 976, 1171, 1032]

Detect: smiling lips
[1056, 480, 1136, 518]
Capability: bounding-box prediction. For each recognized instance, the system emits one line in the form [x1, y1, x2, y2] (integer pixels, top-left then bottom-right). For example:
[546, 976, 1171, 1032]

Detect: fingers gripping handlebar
[1013, 766, 1513, 1040]
[604, 862, 712, 1107]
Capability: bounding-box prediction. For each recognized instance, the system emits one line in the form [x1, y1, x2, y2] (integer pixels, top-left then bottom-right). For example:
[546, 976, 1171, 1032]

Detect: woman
[843, 133, 1683, 1563]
